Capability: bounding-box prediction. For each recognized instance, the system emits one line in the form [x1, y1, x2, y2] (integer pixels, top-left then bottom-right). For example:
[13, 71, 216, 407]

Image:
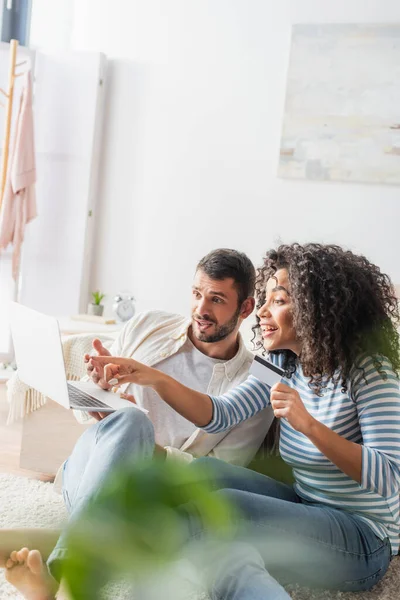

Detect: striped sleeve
[351, 356, 400, 497]
[203, 375, 270, 433]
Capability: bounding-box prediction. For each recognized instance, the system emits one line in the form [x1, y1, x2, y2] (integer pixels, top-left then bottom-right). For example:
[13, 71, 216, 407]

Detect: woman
[7, 243, 399, 600]
[91, 243, 400, 598]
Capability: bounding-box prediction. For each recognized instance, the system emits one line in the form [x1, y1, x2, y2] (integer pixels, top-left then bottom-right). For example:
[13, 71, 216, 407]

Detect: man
[76, 247, 272, 467]
[1, 248, 274, 600]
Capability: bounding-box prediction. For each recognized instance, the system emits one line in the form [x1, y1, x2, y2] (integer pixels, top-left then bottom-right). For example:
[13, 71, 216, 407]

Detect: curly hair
[252, 243, 400, 395]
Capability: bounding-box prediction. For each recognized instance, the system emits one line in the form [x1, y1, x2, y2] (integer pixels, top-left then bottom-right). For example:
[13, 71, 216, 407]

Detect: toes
[5, 547, 30, 569]
[27, 549, 44, 575]
[17, 547, 29, 563]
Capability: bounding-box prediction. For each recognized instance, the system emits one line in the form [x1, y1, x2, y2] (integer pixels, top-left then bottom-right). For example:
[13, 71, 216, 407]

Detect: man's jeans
[47, 407, 156, 574]
[182, 457, 392, 600]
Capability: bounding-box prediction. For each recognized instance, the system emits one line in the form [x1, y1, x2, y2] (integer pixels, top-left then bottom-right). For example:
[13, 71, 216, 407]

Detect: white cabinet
[20, 50, 107, 317]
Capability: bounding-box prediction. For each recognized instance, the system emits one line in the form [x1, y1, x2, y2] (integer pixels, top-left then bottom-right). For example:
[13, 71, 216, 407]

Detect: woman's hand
[88, 356, 160, 388]
[270, 382, 315, 436]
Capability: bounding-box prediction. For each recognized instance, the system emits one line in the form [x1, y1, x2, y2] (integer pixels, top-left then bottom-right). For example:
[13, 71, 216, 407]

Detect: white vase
[88, 303, 104, 317]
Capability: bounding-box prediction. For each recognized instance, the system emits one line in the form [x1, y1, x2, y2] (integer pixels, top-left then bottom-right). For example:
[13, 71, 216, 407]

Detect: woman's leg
[190, 456, 299, 502]
[195, 540, 292, 600]
[188, 487, 391, 600]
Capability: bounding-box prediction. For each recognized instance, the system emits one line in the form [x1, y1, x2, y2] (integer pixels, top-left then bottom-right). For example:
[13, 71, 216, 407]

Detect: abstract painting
[278, 24, 400, 185]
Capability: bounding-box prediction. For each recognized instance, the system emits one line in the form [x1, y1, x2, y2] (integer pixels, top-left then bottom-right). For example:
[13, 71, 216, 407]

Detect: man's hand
[88, 411, 108, 421]
[270, 382, 315, 436]
[84, 339, 112, 390]
[89, 393, 137, 422]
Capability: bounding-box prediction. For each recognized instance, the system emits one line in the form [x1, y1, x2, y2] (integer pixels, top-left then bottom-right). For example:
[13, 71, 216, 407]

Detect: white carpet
[0, 473, 398, 600]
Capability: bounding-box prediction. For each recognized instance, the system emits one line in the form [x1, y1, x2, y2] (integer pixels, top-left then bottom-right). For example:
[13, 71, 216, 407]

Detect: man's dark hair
[196, 248, 256, 306]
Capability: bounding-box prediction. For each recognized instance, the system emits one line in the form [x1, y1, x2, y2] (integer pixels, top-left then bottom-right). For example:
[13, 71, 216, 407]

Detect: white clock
[112, 292, 136, 322]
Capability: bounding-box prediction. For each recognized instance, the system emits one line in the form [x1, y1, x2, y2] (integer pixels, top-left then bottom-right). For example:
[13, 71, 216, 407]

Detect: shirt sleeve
[351, 356, 400, 497]
[202, 375, 271, 434]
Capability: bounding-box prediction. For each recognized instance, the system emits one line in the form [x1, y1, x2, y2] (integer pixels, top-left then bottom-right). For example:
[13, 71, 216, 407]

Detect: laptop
[9, 302, 147, 414]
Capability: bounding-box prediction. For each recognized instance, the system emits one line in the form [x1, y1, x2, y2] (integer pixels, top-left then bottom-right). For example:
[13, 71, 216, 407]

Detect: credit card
[249, 354, 285, 387]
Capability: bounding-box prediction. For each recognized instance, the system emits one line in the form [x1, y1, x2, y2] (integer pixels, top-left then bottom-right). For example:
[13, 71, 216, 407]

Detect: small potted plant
[88, 290, 105, 317]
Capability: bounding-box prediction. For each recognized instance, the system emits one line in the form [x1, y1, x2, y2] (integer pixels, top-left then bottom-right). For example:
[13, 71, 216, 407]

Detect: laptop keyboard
[67, 383, 111, 410]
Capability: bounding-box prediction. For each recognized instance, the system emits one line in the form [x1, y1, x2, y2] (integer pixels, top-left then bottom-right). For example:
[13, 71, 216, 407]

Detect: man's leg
[2, 407, 155, 600]
[62, 407, 155, 511]
[48, 407, 155, 573]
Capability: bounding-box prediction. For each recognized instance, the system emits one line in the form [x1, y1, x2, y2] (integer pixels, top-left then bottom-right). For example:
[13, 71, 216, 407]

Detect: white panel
[19, 50, 106, 316]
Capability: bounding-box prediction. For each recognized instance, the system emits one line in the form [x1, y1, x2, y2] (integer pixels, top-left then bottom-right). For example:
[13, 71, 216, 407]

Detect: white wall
[45, 1, 400, 323]
[30, 0, 74, 51]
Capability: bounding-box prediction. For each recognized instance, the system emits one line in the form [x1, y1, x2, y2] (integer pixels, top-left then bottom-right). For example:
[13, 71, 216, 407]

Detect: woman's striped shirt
[203, 354, 400, 554]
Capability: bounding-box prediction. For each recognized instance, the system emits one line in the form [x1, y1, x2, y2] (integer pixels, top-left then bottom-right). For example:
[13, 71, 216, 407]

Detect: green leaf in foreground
[62, 457, 238, 600]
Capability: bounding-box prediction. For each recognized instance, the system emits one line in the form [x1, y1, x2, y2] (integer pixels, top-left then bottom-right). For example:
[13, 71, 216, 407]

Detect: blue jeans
[47, 407, 156, 575]
[47, 409, 392, 599]
[182, 457, 392, 600]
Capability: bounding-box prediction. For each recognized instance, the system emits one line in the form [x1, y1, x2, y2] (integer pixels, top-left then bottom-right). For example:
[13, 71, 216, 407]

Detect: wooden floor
[0, 384, 54, 482]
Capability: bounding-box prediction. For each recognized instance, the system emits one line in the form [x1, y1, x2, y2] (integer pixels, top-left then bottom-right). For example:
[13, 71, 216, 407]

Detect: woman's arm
[89, 356, 271, 431]
[271, 356, 400, 490]
[352, 356, 400, 496]
[89, 355, 213, 426]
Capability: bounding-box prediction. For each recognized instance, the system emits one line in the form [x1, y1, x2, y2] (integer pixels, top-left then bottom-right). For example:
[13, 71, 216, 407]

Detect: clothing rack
[0, 39, 26, 213]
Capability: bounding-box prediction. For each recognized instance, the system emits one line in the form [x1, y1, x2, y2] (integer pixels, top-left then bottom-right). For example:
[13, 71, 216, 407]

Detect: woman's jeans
[184, 457, 392, 600]
[46, 408, 392, 599]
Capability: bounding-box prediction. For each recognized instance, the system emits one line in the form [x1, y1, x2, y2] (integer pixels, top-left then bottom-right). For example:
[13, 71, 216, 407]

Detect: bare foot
[0, 529, 60, 568]
[5, 547, 58, 600]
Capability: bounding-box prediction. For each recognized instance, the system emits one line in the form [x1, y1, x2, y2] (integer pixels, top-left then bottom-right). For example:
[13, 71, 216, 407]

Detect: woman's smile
[260, 323, 278, 338]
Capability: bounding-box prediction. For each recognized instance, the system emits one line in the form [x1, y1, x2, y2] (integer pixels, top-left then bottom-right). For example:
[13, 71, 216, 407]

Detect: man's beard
[192, 307, 241, 343]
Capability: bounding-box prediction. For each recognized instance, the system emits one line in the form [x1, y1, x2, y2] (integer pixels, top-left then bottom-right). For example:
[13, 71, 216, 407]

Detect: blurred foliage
[61, 457, 238, 600]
